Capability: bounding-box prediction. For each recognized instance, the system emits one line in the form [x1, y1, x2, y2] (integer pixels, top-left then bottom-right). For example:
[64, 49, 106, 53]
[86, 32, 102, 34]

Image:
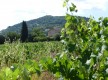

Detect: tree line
[0, 21, 61, 44]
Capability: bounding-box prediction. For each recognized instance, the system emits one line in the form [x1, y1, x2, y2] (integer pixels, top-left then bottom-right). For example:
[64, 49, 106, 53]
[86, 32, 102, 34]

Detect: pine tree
[20, 21, 28, 42]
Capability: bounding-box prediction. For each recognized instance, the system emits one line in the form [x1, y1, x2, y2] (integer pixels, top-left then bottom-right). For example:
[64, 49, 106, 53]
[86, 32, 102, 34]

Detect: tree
[0, 35, 5, 44]
[6, 32, 20, 43]
[20, 21, 28, 42]
[54, 34, 60, 41]
[30, 28, 46, 42]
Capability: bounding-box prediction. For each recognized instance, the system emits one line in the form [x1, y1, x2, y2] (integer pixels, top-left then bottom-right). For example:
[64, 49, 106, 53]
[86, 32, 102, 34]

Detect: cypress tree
[21, 21, 28, 42]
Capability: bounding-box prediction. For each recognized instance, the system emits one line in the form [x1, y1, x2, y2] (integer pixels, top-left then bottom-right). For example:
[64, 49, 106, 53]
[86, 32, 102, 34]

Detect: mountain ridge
[0, 15, 89, 35]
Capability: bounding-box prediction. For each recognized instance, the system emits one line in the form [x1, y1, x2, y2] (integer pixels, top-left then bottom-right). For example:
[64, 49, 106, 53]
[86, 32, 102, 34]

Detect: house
[48, 27, 61, 37]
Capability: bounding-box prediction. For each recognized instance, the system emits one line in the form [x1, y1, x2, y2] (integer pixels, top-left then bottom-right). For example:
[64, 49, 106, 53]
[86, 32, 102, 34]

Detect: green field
[0, 41, 64, 80]
[1, 1, 108, 79]
[0, 41, 64, 67]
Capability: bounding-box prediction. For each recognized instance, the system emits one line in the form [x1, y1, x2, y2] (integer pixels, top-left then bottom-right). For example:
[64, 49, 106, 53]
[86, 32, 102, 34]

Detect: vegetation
[0, 35, 5, 44]
[0, 0, 108, 80]
[21, 21, 28, 42]
[0, 15, 88, 36]
[38, 1, 108, 79]
[6, 32, 20, 43]
[30, 28, 46, 42]
[0, 41, 64, 66]
[0, 16, 65, 35]
[53, 34, 60, 41]
[0, 41, 64, 79]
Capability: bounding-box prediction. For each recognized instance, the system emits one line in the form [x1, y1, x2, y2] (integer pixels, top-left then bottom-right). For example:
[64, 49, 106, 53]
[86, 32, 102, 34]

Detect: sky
[0, 0, 108, 30]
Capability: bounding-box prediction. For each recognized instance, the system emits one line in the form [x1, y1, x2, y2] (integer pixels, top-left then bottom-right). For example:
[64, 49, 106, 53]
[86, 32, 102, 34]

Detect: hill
[0, 15, 66, 35]
[0, 15, 89, 35]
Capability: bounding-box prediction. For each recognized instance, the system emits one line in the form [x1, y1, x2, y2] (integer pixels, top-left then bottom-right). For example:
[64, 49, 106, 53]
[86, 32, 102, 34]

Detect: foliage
[0, 41, 64, 79]
[0, 15, 88, 36]
[0, 16, 66, 35]
[6, 32, 20, 43]
[1, 0, 108, 80]
[30, 28, 46, 42]
[39, 1, 108, 80]
[20, 1, 108, 80]
[28, 27, 61, 42]
[21, 21, 28, 42]
[0, 35, 5, 44]
[53, 34, 61, 41]
[0, 60, 40, 80]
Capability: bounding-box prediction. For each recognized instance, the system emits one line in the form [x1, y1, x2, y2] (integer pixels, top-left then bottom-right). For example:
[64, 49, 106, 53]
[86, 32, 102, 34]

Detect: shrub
[6, 32, 20, 43]
[54, 34, 61, 41]
[0, 35, 5, 44]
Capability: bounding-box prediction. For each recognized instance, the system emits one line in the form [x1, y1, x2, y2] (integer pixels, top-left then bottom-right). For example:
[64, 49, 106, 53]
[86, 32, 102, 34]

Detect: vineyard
[0, 41, 64, 80]
[0, 0, 108, 80]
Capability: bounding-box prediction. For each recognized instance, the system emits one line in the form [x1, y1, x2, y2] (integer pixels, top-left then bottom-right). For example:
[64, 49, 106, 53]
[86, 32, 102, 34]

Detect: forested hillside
[0, 15, 89, 35]
[0, 0, 108, 79]
[0, 15, 66, 35]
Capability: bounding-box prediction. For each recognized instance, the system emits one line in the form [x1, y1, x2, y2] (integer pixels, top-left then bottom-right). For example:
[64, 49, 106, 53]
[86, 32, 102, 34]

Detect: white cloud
[0, 0, 108, 30]
[0, 0, 65, 30]
[71, 0, 108, 14]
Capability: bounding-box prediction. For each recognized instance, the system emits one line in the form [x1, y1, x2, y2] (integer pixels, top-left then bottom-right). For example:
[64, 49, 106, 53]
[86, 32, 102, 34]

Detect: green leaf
[103, 17, 108, 27]
[65, 14, 71, 20]
[65, 0, 69, 2]
[5, 67, 13, 77]
[12, 68, 20, 79]
[90, 58, 94, 68]
[78, 72, 84, 79]
[69, 7, 75, 12]
[55, 72, 61, 78]
[65, 22, 71, 28]
[63, 1, 66, 7]
[22, 68, 30, 80]
[104, 50, 108, 57]
[67, 43, 76, 52]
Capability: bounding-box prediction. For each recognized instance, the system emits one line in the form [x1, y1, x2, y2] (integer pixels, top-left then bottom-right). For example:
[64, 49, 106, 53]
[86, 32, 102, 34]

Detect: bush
[47, 37, 54, 41]
[0, 35, 5, 44]
[6, 32, 20, 43]
[33, 37, 47, 42]
[54, 34, 61, 41]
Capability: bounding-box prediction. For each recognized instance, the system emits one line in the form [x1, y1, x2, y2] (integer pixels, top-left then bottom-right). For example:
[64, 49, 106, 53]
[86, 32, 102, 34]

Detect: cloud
[73, 0, 108, 10]
[65, 0, 108, 19]
[71, 0, 108, 14]
[0, 0, 108, 30]
[0, 0, 65, 30]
